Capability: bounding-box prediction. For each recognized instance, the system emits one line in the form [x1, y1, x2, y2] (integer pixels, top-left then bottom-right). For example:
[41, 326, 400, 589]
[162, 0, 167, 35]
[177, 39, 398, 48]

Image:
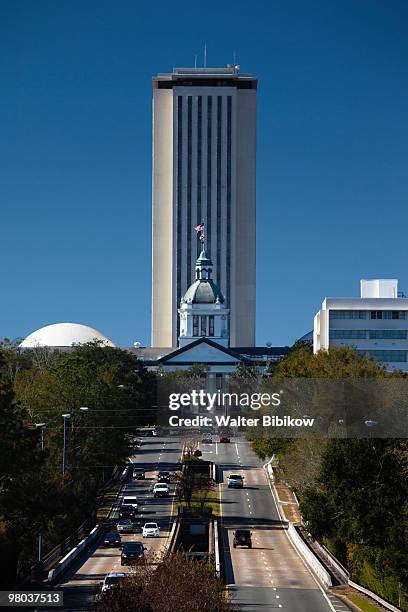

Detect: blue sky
[1, 0, 408, 347]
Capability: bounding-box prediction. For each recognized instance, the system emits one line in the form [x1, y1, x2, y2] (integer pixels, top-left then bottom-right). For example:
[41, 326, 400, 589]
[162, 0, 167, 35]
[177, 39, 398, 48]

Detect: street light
[35, 423, 46, 451]
[62, 413, 71, 479]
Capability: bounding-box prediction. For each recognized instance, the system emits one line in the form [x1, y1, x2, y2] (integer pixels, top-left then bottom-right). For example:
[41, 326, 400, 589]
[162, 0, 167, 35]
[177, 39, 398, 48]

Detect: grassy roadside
[347, 594, 381, 612]
[96, 482, 121, 521]
[332, 587, 385, 612]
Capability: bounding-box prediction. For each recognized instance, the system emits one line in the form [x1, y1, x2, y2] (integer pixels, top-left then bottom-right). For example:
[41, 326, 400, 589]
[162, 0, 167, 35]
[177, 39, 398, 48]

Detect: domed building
[20, 322, 115, 348]
[179, 249, 229, 347]
[131, 246, 290, 377]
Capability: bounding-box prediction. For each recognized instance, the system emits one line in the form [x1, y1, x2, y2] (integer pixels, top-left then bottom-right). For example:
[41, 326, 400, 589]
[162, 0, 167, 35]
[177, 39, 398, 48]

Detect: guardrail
[48, 525, 102, 583]
[31, 520, 92, 576]
[41, 464, 129, 582]
[312, 540, 349, 584]
[348, 581, 402, 612]
[163, 520, 178, 560]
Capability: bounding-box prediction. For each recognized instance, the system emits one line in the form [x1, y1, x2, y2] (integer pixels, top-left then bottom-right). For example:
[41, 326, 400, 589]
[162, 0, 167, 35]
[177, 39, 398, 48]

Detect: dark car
[157, 471, 171, 483]
[219, 435, 231, 443]
[133, 469, 145, 480]
[103, 532, 121, 547]
[121, 541, 146, 565]
[233, 529, 252, 548]
[119, 505, 136, 519]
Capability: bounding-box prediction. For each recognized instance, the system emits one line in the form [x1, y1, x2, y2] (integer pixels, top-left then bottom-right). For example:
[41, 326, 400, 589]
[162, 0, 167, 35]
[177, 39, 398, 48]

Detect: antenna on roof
[204, 43, 207, 68]
[194, 54, 197, 68]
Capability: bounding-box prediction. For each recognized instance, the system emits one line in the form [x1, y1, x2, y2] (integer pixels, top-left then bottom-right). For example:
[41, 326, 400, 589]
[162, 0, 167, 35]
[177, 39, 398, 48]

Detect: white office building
[151, 65, 257, 348]
[314, 279, 408, 371]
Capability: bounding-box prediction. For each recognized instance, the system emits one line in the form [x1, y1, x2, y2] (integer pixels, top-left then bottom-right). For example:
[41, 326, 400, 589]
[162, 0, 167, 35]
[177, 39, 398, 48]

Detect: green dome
[183, 279, 225, 304]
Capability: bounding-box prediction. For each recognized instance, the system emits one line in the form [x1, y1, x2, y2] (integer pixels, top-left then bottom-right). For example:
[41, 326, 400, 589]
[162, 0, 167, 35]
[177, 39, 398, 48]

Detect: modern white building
[314, 279, 408, 371]
[151, 65, 257, 348]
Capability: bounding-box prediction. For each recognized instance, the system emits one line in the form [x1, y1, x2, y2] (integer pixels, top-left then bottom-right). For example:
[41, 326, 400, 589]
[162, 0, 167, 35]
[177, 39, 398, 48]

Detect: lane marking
[264, 465, 336, 612]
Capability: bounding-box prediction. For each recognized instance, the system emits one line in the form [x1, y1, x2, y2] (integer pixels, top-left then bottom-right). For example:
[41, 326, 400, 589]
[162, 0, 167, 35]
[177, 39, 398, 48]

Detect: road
[210, 438, 348, 612]
[53, 436, 181, 610]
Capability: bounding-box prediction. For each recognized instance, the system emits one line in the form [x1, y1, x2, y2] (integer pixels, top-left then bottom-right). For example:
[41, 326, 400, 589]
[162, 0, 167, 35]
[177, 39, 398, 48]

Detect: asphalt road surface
[211, 438, 342, 612]
[52, 436, 181, 611]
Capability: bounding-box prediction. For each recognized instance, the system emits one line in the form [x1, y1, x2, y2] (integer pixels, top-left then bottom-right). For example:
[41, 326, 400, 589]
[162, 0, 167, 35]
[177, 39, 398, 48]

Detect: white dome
[20, 323, 115, 348]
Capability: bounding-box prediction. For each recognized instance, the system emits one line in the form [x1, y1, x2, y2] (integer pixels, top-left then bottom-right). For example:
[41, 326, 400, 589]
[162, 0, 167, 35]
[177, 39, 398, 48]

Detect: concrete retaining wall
[286, 522, 332, 588]
[264, 461, 332, 589]
[47, 525, 101, 583]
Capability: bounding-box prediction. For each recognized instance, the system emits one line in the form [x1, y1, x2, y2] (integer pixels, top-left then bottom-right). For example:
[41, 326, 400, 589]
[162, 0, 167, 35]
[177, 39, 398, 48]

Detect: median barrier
[214, 520, 221, 579]
[163, 520, 179, 559]
[47, 525, 102, 583]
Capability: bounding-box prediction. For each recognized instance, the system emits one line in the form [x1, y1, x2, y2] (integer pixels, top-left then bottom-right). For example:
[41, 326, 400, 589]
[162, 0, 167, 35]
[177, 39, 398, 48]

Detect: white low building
[20, 322, 115, 348]
[314, 279, 408, 371]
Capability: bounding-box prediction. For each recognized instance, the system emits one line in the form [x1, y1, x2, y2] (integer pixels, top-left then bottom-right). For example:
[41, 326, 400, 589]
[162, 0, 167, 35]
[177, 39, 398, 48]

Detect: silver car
[117, 518, 135, 533]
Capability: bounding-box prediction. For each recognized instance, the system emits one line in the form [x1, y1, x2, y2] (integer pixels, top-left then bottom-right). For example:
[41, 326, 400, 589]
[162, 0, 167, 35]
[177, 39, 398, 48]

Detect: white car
[142, 522, 160, 537]
[101, 571, 127, 593]
[153, 483, 169, 497]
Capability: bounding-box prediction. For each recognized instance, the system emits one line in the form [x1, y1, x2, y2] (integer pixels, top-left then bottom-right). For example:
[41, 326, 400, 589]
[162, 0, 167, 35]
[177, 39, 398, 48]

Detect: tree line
[0, 340, 155, 586]
[249, 344, 408, 609]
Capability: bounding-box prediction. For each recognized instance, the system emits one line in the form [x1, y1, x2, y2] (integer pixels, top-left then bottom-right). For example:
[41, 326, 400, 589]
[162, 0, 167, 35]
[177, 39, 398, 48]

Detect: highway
[47, 433, 353, 611]
[211, 438, 349, 612]
[53, 436, 181, 611]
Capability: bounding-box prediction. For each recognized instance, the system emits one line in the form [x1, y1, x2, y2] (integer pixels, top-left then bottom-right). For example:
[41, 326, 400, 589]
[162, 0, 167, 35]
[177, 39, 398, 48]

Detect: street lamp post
[35, 423, 46, 451]
[63, 408, 89, 479]
[62, 414, 71, 479]
[35, 422, 46, 565]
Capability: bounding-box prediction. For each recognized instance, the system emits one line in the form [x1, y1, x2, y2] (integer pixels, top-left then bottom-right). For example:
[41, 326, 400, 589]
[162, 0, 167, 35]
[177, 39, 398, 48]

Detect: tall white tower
[178, 248, 229, 347]
[151, 65, 257, 348]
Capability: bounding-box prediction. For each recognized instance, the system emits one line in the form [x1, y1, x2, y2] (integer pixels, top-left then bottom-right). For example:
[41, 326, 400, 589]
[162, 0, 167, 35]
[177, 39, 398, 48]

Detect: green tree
[230, 362, 259, 381]
[300, 439, 408, 607]
[1, 344, 156, 585]
[97, 552, 231, 612]
[274, 346, 391, 379]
